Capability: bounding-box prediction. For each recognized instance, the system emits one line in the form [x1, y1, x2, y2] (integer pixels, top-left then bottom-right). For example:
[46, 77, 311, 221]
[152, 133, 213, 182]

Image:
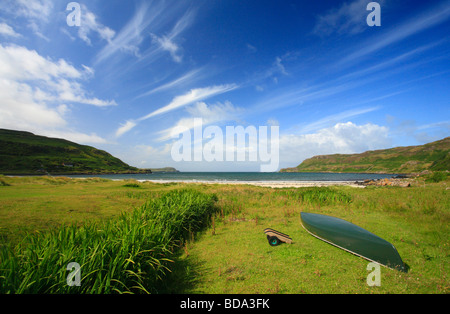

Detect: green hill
[0, 129, 151, 175]
[280, 137, 450, 174]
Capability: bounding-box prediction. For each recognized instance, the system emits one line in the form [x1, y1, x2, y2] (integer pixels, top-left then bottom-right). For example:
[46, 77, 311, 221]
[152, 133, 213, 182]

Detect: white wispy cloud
[246, 43, 257, 53]
[94, 1, 157, 64]
[274, 57, 288, 76]
[157, 100, 244, 141]
[115, 84, 238, 137]
[125, 143, 173, 169]
[313, 0, 381, 36]
[3, 0, 53, 40]
[249, 42, 432, 116]
[387, 116, 450, 145]
[264, 56, 290, 81]
[338, 39, 448, 82]
[42, 130, 108, 145]
[0, 44, 114, 144]
[151, 34, 182, 62]
[0, 45, 80, 81]
[293, 106, 381, 134]
[337, 0, 450, 65]
[135, 68, 204, 99]
[115, 120, 138, 138]
[48, 78, 117, 107]
[94, 1, 195, 65]
[150, 9, 196, 63]
[245, 55, 292, 90]
[140, 84, 238, 121]
[253, 76, 366, 114]
[76, 4, 116, 45]
[13, 0, 53, 20]
[0, 22, 21, 38]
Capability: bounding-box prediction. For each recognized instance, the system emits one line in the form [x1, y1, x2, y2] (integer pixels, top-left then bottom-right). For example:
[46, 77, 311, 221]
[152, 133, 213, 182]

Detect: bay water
[64, 172, 396, 182]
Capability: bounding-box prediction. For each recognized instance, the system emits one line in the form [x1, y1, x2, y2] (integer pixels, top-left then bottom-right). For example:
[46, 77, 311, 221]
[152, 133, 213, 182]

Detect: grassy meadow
[0, 175, 448, 293]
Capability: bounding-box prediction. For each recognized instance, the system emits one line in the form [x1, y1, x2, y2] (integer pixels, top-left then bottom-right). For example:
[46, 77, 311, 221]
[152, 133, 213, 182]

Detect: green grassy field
[0, 175, 448, 293]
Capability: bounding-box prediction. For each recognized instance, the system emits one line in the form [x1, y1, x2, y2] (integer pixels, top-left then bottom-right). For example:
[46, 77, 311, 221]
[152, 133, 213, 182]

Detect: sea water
[64, 172, 396, 182]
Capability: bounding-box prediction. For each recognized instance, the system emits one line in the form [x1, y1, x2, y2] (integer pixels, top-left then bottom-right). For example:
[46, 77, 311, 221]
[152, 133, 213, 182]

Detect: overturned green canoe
[301, 212, 406, 272]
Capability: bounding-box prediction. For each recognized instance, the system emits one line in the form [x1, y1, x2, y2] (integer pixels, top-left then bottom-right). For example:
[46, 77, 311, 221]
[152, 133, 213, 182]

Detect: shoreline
[6, 175, 416, 188]
[137, 179, 366, 188]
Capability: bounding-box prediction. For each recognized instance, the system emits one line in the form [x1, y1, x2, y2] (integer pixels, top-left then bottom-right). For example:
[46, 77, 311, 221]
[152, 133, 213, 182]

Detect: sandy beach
[139, 180, 365, 188]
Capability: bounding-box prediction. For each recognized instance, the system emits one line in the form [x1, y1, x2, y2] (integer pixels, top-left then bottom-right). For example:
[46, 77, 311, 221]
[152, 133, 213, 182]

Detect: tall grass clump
[0, 189, 218, 294]
[275, 187, 353, 206]
[425, 171, 448, 183]
[0, 175, 11, 186]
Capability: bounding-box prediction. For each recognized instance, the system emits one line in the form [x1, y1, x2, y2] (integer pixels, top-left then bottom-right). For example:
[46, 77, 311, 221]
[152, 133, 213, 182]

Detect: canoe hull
[301, 212, 406, 272]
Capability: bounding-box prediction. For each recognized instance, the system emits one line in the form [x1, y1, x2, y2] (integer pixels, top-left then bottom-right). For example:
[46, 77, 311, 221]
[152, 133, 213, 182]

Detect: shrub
[275, 187, 353, 206]
[425, 171, 448, 183]
[122, 183, 141, 188]
[0, 189, 218, 294]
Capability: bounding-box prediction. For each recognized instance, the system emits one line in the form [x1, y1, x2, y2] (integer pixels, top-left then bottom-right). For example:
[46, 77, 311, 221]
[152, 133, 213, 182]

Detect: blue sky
[0, 0, 449, 171]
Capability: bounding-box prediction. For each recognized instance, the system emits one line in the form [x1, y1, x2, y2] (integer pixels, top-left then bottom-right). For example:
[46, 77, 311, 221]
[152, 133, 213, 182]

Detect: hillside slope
[0, 129, 150, 175]
[280, 137, 450, 174]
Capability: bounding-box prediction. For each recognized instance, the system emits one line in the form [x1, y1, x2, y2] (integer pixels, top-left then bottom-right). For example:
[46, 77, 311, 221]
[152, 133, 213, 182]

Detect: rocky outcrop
[357, 178, 412, 187]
